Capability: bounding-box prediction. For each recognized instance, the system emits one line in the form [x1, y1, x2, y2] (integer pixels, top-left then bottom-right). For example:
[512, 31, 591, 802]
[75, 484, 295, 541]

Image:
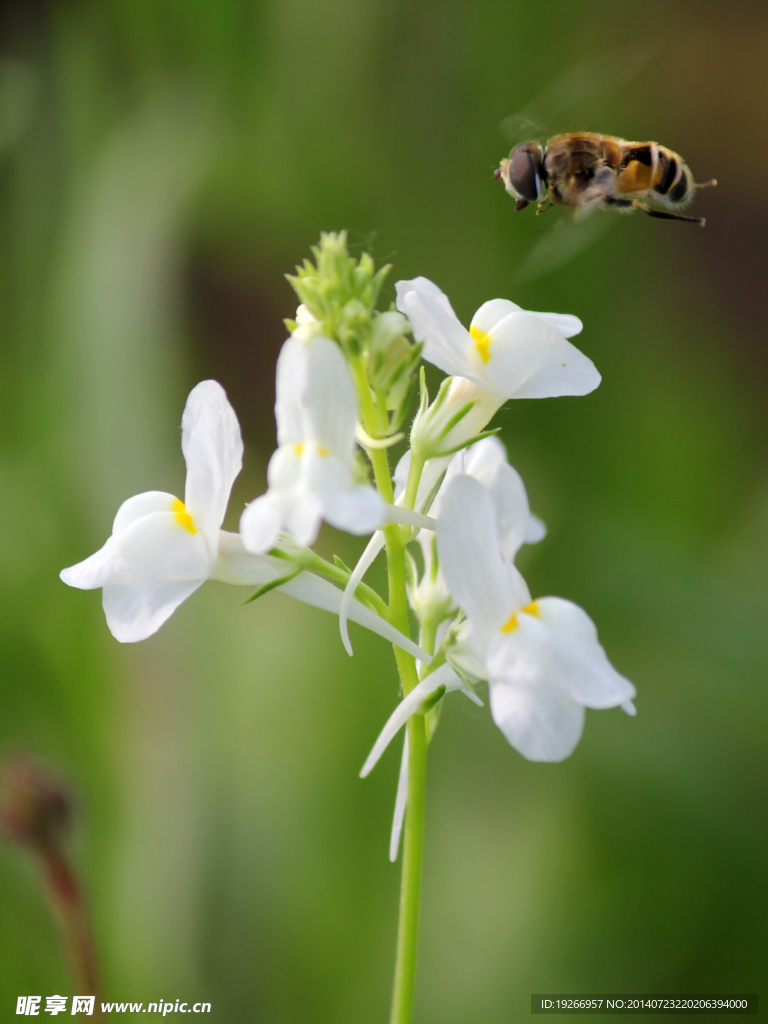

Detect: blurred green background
[1, 0, 766, 1020]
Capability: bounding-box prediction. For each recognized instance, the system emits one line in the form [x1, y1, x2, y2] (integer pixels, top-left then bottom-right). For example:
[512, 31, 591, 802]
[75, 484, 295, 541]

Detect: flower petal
[511, 332, 601, 399]
[112, 491, 178, 536]
[395, 277, 480, 385]
[462, 438, 532, 562]
[532, 597, 636, 709]
[323, 483, 385, 535]
[112, 511, 211, 581]
[469, 298, 523, 334]
[102, 578, 204, 643]
[395, 275, 456, 318]
[211, 531, 293, 585]
[60, 537, 119, 591]
[524, 514, 547, 544]
[438, 475, 529, 653]
[239, 495, 284, 555]
[285, 491, 324, 547]
[530, 311, 583, 338]
[267, 445, 302, 490]
[483, 311, 555, 396]
[488, 672, 585, 762]
[274, 336, 308, 446]
[460, 434, 507, 478]
[182, 380, 243, 544]
[93, 510, 211, 642]
[303, 337, 358, 460]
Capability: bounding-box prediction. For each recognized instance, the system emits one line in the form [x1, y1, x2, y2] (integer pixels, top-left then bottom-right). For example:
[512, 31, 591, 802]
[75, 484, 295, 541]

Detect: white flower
[395, 276, 600, 399]
[361, 470, 635, 773]
[240, 335, 384, 553]
[60, 380, 245, 643]
[437, 474, 636, 761]
[60, 379, 431, 663]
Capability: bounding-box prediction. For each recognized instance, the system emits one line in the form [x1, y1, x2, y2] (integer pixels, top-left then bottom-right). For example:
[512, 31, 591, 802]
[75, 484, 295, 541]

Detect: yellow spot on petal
[470, 324, 492, 364]
[293, 443, 304, 457]
[501, 600, 539, 633]
[315, 443, 330, 457]
[501, 612, 518, 633]
[172, 497, 197, 534]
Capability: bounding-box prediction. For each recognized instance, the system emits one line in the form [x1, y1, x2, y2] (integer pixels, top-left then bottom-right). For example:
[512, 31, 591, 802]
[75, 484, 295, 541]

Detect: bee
[495, 132, 716, 225]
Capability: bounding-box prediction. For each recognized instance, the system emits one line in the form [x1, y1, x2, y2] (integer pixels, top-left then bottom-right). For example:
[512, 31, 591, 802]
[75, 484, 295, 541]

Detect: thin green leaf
[243, 570, 301, 605]
[438, 427, 501, 457]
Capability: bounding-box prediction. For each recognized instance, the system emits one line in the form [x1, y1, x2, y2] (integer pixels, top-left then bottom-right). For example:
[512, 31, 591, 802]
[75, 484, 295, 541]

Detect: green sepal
[419, 684, 446, 715]
[390, 368, 420, 432]
[404, 548, 419, 591]
[437, 400, 474, 441]
[243, 569, 301, 604]
[425, 700, 443, 743]
[417, 366, 429, 413]
[429, 374, 453, 416]
[333, 554, 352, 574]
[416, 467, 447, 517]
[437, 427, 501, 458]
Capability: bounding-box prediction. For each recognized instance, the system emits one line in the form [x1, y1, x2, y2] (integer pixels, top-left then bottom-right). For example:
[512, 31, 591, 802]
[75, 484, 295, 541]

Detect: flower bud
[407, 533, 454, 626]
[0, 754, 70, 853]
[409, 374, 504, 462]
[369, 310, 420, 418]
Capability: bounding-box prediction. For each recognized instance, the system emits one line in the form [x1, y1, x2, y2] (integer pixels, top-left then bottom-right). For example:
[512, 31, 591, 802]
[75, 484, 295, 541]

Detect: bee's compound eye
[508, 143, 543, 203]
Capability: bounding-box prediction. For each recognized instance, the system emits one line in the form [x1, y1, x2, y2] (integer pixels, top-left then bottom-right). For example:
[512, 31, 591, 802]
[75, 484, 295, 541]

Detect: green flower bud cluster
[286, 231, 421, 439]
[286, 231, 389, 355]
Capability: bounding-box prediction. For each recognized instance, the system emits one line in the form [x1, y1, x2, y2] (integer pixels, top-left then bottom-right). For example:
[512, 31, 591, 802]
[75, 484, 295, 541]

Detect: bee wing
[499, 43, 660, 147]
[499, 113, 551, 148]
[514, 211, 617, 285]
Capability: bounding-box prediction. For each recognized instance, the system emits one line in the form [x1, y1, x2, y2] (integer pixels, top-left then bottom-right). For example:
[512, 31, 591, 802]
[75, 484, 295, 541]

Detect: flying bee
[495, 132, 716, 225]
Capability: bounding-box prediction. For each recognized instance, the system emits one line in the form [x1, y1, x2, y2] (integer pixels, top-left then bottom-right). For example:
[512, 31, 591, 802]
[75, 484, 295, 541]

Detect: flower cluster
[61, 233, 635, 860]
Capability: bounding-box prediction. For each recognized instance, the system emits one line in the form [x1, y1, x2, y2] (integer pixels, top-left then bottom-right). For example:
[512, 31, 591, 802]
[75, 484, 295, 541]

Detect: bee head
[504, 142, 546, 208]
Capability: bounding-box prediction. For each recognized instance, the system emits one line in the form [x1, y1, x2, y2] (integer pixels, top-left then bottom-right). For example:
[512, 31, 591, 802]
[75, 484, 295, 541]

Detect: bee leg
[535, 198, 555, 215]
[695, 178, 717, 189]
[630, 199, 706, 227]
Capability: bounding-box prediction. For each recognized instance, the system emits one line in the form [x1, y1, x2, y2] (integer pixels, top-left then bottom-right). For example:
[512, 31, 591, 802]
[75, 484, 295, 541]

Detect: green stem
[390, 713, 427, 1024]
[402, 452, 425, 515]
[285, 547, 390, 619]
[350, 351, 429, 1024]
[390, 617, 436, 1024]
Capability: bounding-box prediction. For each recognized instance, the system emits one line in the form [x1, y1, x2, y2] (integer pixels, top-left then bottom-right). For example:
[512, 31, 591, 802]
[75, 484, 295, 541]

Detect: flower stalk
[353, 360, 428, 1024]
